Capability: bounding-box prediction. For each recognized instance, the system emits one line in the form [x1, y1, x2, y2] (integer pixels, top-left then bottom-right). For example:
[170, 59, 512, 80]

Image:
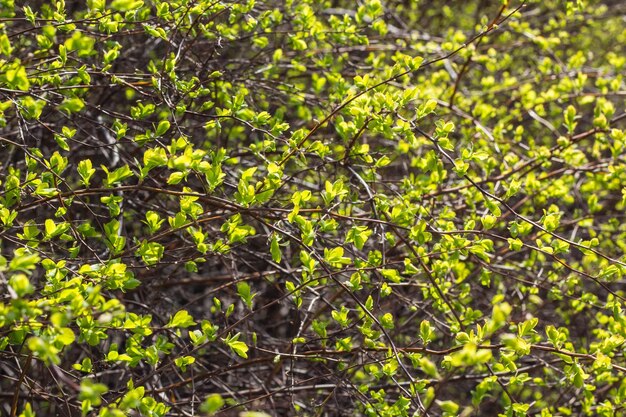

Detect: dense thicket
[1, 1, 626, 416]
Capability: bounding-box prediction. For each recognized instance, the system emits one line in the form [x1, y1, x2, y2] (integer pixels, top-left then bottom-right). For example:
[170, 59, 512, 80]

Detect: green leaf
[110, 0, 144, 11]
[237, 281, 256, 309]
[103, 165, 133, 187]
[77, 159, 96, 186]
[54, 134, 70, 151]
[222, 333, 249, 358]
[58, 97, 85, 114]
[136, 241, 164, 265]
[167, 171, 185, 185]
[4, 64, 29, 90]
[380, 313, 394, 329]
[9, 250, 40, 273]
[323, 246, 350, 266]
[345, 225, 372, 250]
[17, 403, 35, 417]
[174, 355, 195, 372]
[166, 310, 196, 329]
[56, 328, 76, 345]
[155, 120, 170, 136]
[564, 105, 578, 134]
[270, 234, 282, 263]
[200, 394, 225, 415]
[420, 320, 435, 345]
[79, 380, 108, 407]
[73, 358, 93, 373]
[9, 273, 34, 297]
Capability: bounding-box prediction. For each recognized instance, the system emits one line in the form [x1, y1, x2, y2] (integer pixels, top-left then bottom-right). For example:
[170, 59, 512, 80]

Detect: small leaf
[270, 234, 282, 263]
[156, 120, 171, 136]
[166, 310, 196, 328]
[222, 333, 249, 358]
[200, 394, 225, 415]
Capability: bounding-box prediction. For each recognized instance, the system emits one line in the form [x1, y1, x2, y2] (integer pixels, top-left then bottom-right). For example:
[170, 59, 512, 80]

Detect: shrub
[1, 1, 626, 416]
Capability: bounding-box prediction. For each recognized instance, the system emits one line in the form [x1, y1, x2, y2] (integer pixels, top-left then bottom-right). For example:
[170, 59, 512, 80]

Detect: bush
[1, 1, 626, 416]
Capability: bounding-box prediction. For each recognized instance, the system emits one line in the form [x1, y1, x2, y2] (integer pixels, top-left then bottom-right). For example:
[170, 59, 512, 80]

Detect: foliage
[1, 0, 626, 416]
